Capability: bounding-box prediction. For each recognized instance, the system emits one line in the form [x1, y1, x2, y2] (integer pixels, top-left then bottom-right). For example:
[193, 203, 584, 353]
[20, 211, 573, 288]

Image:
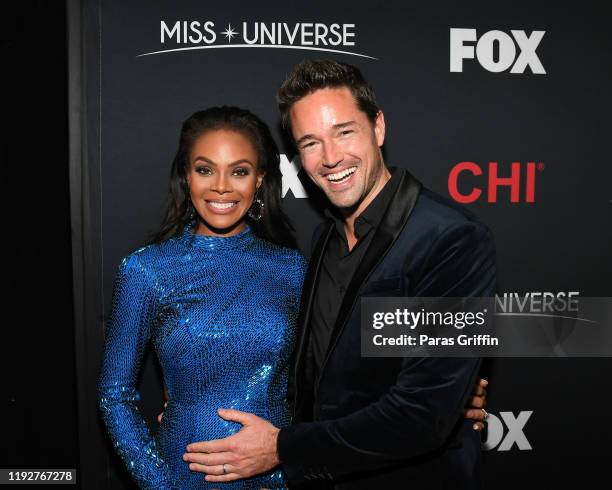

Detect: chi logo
[448, 161, 542, 204]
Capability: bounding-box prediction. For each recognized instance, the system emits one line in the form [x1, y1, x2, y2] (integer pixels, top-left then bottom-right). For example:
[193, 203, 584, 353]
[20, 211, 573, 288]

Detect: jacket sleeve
[277, 221, 496, 484]
[97, 254, 176, 489]
[285, 250, 310, 411]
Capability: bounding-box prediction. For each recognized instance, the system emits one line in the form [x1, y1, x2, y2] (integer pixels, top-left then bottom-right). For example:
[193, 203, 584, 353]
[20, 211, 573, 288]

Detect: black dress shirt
[309, 167, 402, 383]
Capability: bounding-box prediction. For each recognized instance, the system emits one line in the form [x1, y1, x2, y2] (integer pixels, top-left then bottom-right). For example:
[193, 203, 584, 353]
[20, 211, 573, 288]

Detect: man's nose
[322, 141, 343, 168]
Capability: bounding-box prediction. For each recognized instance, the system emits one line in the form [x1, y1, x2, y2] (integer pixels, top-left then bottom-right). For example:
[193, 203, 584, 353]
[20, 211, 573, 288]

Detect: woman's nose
[210, 172, 232, 194]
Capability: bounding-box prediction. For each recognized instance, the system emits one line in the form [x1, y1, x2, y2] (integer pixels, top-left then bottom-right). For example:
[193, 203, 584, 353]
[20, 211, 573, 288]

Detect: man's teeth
[326, 167, 357, 182]
[208, 201, 236, 209]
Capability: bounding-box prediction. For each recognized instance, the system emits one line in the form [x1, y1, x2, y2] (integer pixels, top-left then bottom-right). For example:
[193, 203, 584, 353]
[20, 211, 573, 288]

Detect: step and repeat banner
[80, 1, 612, 488]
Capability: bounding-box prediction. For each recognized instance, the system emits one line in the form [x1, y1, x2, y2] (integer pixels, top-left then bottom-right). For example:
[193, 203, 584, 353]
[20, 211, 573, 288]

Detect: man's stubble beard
[326, 152, 386, 217]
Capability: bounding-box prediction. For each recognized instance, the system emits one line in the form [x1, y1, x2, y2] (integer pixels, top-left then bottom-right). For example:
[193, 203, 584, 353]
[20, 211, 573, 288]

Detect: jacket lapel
[317, 169, 422, 383]
[292, 222, 334, 389]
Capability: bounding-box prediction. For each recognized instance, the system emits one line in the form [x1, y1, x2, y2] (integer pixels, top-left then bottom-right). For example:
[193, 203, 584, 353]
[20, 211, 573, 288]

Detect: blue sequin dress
[98, 223, 307, 489]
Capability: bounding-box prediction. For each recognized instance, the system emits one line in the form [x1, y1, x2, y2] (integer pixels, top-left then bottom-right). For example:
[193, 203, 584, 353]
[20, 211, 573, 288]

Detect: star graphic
[222, 24, 238, 43]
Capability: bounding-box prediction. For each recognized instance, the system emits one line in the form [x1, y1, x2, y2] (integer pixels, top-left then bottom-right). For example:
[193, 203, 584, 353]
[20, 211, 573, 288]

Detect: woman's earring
[247, 196, 265, 221]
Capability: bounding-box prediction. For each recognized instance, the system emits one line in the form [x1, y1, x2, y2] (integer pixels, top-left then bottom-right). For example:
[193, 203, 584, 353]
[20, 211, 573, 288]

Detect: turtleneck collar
[180, 220, 254, 251]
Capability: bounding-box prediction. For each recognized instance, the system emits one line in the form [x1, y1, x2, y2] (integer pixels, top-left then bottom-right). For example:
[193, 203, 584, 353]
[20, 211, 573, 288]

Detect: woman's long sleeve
[97, 254, 175, 489]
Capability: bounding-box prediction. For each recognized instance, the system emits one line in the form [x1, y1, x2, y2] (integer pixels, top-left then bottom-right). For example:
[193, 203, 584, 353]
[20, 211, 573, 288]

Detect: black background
[2, 1, 612, 489]
[1, 0, 79, 478]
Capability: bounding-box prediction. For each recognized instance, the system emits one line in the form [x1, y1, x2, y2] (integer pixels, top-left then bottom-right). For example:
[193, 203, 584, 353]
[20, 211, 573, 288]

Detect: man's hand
[183, 408, 280, 483]
[464, 377, 488, 431]
[157, 401, 168, 424]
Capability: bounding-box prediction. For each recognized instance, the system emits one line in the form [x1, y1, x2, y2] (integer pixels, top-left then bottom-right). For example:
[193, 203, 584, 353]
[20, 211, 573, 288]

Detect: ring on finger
[222, 463, 228, 475]
[482, 408, 488, 420]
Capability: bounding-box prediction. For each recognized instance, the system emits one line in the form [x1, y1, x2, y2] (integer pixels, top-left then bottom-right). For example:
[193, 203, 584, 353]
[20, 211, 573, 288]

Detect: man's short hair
[277, 59, 380, 131]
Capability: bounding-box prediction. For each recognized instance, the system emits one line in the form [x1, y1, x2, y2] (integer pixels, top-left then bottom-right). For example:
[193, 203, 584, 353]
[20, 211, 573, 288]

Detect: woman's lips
[205, 200, 238, 214]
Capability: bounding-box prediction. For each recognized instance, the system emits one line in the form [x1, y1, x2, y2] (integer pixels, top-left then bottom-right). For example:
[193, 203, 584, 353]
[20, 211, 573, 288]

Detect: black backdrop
[68, 1, 612, 488]
[2, 0, 79, 477]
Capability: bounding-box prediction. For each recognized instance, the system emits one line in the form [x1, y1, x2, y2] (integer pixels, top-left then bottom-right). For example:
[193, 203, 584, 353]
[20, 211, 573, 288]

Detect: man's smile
[323, 166, 358, 189]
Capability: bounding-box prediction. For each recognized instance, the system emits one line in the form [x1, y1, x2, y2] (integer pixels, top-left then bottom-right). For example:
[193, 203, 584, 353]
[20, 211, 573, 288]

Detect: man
[182, 60, 495, 489]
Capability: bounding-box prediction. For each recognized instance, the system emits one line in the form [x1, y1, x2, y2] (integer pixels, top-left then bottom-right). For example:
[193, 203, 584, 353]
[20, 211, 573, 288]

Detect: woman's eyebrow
[192, 156, 255, 166]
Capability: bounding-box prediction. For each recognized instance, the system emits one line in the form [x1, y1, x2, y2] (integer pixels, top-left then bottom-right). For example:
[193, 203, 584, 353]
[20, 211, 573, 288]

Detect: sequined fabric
[98, 223, 307, 489]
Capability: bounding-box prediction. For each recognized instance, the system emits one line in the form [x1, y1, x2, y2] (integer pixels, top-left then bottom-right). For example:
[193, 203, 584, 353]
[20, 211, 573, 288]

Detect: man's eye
[339, 130, 354, 137]
[301, 141, 316, 150]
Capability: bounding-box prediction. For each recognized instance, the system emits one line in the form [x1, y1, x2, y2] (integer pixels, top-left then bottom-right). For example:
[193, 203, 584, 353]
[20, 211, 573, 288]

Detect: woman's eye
[195, 166, 212, 175]
[233, 167, 249, 176]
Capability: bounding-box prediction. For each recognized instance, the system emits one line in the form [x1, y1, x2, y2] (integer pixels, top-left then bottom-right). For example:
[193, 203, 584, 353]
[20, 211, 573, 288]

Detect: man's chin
[315, 180, 361, 210]
[325, 193, 360, 212]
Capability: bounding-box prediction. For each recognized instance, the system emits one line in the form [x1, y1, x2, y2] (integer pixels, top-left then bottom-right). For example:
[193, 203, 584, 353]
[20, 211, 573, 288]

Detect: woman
[98, 106, 488, 489]
[98, 106, 305, 489]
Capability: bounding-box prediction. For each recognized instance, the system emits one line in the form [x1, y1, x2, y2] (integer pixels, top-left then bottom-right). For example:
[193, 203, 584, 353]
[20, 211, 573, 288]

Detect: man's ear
[374, 110, 386, 147]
